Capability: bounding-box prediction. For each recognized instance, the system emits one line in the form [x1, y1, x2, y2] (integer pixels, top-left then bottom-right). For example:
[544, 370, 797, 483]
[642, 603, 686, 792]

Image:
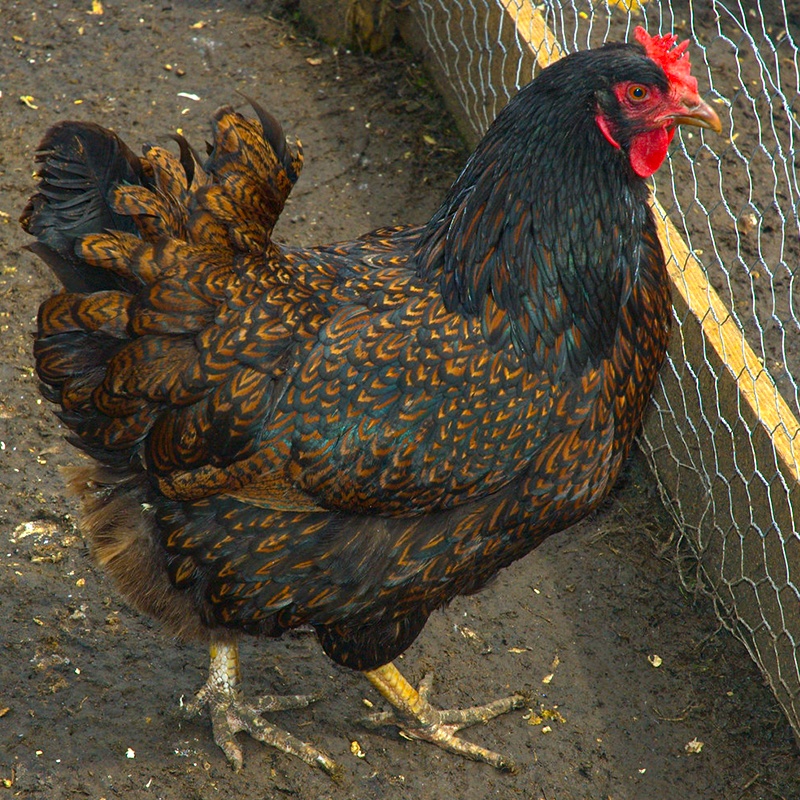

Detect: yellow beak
[671, 97, 722, 133]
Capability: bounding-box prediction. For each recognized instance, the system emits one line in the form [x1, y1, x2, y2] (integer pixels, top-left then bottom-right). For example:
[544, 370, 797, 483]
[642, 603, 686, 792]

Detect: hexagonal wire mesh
[405, 0, 800, 740]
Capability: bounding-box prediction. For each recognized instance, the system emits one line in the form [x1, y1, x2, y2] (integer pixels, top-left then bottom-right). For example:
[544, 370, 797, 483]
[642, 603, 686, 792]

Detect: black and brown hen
[22, 27, 720, 773]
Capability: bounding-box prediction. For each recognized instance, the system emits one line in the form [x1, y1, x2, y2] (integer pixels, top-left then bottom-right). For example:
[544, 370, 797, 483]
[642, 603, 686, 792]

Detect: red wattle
[629, 127, 675, 178]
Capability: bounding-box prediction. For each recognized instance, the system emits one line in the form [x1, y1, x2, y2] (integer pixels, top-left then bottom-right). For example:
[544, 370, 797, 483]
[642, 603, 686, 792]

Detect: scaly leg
[361, 662, 526, 771]
[181, 641, 338, 774]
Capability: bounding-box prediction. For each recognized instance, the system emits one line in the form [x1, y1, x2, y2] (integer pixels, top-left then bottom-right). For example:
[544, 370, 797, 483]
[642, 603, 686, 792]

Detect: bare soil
[2, 3, 800, 799]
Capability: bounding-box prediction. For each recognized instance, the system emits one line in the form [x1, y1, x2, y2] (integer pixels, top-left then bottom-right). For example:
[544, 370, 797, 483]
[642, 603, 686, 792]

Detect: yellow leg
[362, 661, 526, 771]
[207, 641, 242, 692]
[182, 641, 338, 775]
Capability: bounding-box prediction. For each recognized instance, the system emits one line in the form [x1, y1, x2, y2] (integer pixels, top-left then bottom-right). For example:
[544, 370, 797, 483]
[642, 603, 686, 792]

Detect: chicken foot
[360, 662, 526, 771]
[182, 641, 338, 774]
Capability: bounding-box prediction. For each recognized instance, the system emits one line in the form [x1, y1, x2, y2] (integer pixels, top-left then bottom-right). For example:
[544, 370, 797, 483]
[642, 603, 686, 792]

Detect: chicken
[22, 27, 720, 774]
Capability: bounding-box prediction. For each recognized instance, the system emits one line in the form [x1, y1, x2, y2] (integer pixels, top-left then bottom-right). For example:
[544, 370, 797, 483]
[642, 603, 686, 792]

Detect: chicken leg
[182, 641, 338, 774]
[361, 662, 526, 771]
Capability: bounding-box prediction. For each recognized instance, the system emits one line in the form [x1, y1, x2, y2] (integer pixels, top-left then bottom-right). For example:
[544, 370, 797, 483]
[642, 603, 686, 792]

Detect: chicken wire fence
[402, 0, 800, 741]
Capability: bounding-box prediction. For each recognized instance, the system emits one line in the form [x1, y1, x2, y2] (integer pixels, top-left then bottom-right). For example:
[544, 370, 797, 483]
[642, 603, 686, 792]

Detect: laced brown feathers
[23, 31, 718, 773]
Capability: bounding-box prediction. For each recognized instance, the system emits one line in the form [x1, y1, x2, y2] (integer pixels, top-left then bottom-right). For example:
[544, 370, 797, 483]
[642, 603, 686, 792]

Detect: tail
[20, 121, 152, 293]
[25, 102, 303, 470]
[21, 101, 303, 290]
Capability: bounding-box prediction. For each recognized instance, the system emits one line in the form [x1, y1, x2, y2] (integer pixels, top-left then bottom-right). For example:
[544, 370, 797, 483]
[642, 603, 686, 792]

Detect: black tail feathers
[20, 121, 151, 293]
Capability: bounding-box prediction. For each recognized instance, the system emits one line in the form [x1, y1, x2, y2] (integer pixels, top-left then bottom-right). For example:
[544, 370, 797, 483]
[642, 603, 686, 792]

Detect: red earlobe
[595, 114, 621, 150]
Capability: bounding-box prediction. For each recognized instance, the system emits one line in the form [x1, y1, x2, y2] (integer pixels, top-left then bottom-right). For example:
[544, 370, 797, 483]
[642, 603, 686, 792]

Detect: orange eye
[628, 84, 649, 102]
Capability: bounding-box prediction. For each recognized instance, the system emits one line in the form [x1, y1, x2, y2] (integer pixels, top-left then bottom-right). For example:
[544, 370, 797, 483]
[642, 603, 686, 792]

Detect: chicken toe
[361, 662, 526, 771]
[183, 641, 338, 775]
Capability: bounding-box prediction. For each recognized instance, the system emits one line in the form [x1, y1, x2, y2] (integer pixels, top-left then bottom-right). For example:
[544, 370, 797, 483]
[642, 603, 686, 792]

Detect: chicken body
[23, 29, 719, 772]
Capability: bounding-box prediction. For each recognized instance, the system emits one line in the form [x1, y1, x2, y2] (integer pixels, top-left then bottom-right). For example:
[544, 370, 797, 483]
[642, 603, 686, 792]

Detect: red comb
[634, 26, 699, 100]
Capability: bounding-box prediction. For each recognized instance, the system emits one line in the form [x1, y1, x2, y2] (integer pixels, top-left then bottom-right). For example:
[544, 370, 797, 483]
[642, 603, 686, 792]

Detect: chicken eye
[628, 84, 649, 102]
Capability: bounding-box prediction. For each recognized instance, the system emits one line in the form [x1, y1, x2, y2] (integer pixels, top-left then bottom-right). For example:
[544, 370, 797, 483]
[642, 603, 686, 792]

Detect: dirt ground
[2, 2, 800, 799]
